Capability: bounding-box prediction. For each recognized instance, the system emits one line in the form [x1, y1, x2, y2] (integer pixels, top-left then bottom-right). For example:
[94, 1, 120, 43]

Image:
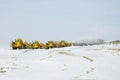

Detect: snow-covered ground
[0, 44, 120, 80]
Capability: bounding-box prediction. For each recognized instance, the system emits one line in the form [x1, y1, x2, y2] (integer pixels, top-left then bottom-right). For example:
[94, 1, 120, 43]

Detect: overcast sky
[0, 0, 120, 45]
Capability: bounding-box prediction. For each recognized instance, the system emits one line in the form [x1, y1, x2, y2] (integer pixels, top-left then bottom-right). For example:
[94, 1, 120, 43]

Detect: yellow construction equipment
[60, 40, 66, 47]
[23, 41, 32, 49]
[39, 42, 48, 49]
[10, 38, 24, 49]
[46, 41, 55, 48]
[10, 41, 16, 49]
[65, 41, 72, 47]
[31, 40, 39, 49]
[54, 41, 61, 48]
[10, 38, 72, 49]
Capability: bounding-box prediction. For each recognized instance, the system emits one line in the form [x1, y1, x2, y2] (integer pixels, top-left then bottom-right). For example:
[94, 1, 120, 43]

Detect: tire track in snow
[73, 67, 96, 80]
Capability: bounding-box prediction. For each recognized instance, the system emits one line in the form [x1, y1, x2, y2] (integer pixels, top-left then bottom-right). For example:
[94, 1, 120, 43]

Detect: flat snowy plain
[0, 44, 120, 80]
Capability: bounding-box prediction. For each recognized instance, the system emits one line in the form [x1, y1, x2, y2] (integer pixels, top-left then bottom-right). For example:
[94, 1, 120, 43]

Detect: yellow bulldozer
[10, 38, 72, 49]
[46, 41, 55, 48]
[60, 40, 66, 47]
[39, 42, 48, 49]
[54, 41, 61, 48]
[31, 40, 40, 49]
[65, 41, 72, 47]
[23, 41, 32, 49]
[10, 38, 24, 49]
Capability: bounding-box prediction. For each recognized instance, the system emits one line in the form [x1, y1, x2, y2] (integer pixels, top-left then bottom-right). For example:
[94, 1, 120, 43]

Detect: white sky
[0, 0, 120, 44]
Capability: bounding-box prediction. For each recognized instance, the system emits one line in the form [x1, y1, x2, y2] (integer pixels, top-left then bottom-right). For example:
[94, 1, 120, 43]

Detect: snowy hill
[0, 44, 120, 80]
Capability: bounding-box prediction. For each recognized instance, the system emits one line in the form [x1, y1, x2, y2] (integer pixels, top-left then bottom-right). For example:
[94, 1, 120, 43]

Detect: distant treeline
[109, 40, 120, 44]
[72, 39, 105, 46]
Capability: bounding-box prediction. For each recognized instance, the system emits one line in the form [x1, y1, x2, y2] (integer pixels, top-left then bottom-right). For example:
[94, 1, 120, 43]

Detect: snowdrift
[0, 44, 120, 80]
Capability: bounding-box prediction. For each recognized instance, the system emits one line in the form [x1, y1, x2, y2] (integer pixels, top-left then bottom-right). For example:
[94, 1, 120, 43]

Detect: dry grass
[82, 56, 94, 62]
[58, 51, 76, 56]
[0, 67, 6, 73]
[22, 49, 34, 53]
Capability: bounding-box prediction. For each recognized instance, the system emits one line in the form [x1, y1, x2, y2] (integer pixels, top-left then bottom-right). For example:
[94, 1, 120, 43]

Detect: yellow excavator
[10, 38, 24, 49]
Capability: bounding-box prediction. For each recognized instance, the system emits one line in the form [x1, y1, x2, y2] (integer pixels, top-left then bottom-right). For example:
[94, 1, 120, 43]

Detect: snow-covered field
[0, 44, 120, 80]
